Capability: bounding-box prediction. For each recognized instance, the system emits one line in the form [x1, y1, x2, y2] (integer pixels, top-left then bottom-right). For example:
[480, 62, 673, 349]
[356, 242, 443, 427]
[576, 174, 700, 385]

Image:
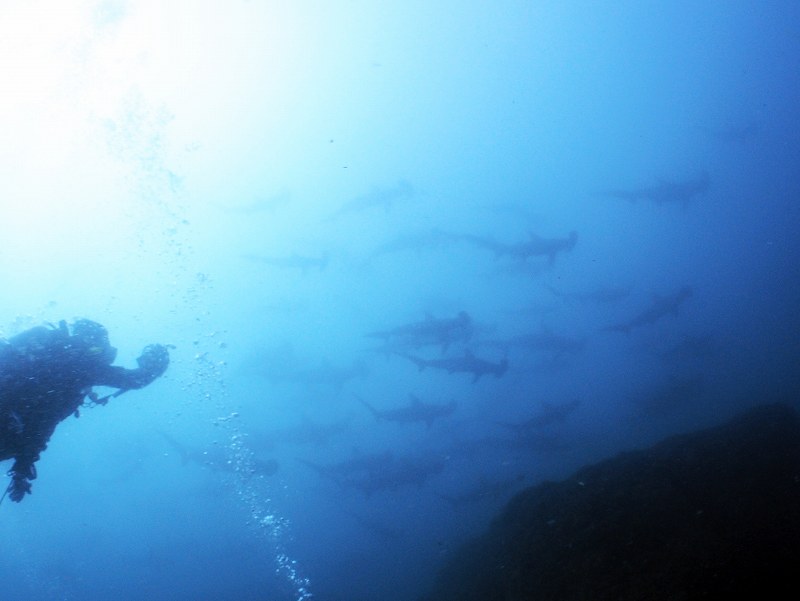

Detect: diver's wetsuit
[0, 321, 169, 502]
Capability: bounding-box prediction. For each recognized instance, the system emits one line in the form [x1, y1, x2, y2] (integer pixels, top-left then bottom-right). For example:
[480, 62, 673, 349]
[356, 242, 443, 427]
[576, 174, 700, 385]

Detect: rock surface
[422, 403, 800, 600]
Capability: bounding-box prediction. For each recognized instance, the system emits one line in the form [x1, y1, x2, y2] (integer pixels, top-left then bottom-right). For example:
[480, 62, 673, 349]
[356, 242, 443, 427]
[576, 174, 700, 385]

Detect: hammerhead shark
[461, 231, 578, 264]
[355, 393, 457, 428]
[606, 286, 693, 334]
[159, 431, 279, 478]
[495, 399, 581, 434]
[253, 415, 351, 450]
[297, 449, 445, 497]
[327, 179, 414, 221]
[602, 172, 710, 207]
[297, 449, 395, 481]
[397, 350, 509, 383]
[338, 454, 446, 497]
[366, 311, 472, 353]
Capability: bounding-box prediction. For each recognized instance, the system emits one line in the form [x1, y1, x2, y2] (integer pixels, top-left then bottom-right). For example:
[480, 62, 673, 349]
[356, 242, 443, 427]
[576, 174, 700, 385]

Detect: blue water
[1, 2, 798, 600]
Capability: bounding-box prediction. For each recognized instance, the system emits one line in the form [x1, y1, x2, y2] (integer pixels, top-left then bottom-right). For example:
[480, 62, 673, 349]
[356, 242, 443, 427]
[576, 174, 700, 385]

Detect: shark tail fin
[354, 393, 381, 420]
[394, 352, 426, 371]
[494, 358, 509, 378]
[546, 284, 566, 300]
[158, 430, 191, 466]
[409, 355, 427, 371]
[568, 231, 578, 250]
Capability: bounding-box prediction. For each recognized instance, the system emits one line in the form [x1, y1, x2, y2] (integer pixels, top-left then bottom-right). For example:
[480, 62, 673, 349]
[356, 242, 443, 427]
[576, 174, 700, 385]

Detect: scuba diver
[0, 319, 170, 503]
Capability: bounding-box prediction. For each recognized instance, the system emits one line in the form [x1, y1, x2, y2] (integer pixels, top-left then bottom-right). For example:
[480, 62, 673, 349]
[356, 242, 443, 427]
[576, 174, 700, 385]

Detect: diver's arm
[93, 344, 170, 390]
[94, 365, 160, 390]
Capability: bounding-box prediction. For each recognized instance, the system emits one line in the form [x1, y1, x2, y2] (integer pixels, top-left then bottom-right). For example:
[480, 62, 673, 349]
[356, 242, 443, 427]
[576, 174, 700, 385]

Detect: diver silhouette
[0, 319, 170, 503]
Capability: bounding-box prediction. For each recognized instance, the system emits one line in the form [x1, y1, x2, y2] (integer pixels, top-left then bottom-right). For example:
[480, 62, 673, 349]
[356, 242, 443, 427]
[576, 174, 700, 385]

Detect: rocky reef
[422, 403, 800, 600]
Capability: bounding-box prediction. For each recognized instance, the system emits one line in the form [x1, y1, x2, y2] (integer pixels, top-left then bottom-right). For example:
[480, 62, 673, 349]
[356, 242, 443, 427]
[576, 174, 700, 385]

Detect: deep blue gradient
[1, 2, 799, 600]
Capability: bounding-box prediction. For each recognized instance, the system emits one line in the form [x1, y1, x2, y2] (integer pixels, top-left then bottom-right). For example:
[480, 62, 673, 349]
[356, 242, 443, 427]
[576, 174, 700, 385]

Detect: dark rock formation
[422, 403, 800, 600]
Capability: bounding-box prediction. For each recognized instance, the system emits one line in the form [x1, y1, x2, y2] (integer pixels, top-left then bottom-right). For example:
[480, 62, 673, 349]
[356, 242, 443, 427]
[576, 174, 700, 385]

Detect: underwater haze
[1, 1, 799, 600]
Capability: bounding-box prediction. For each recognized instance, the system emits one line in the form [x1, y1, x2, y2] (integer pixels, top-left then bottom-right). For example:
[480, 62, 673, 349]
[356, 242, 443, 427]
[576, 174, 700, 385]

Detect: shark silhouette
[355, 393, 457, 428]
[326, 179, 414, 221]
[366, 311, 472, 353]
[602, 173, 710, 207]
[397, 350, 508, 383]
[159, 431, 279, 478]
[495, 399, 581, 433]
[461, 231, 578, 264]
[606, 286, 693, 334]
